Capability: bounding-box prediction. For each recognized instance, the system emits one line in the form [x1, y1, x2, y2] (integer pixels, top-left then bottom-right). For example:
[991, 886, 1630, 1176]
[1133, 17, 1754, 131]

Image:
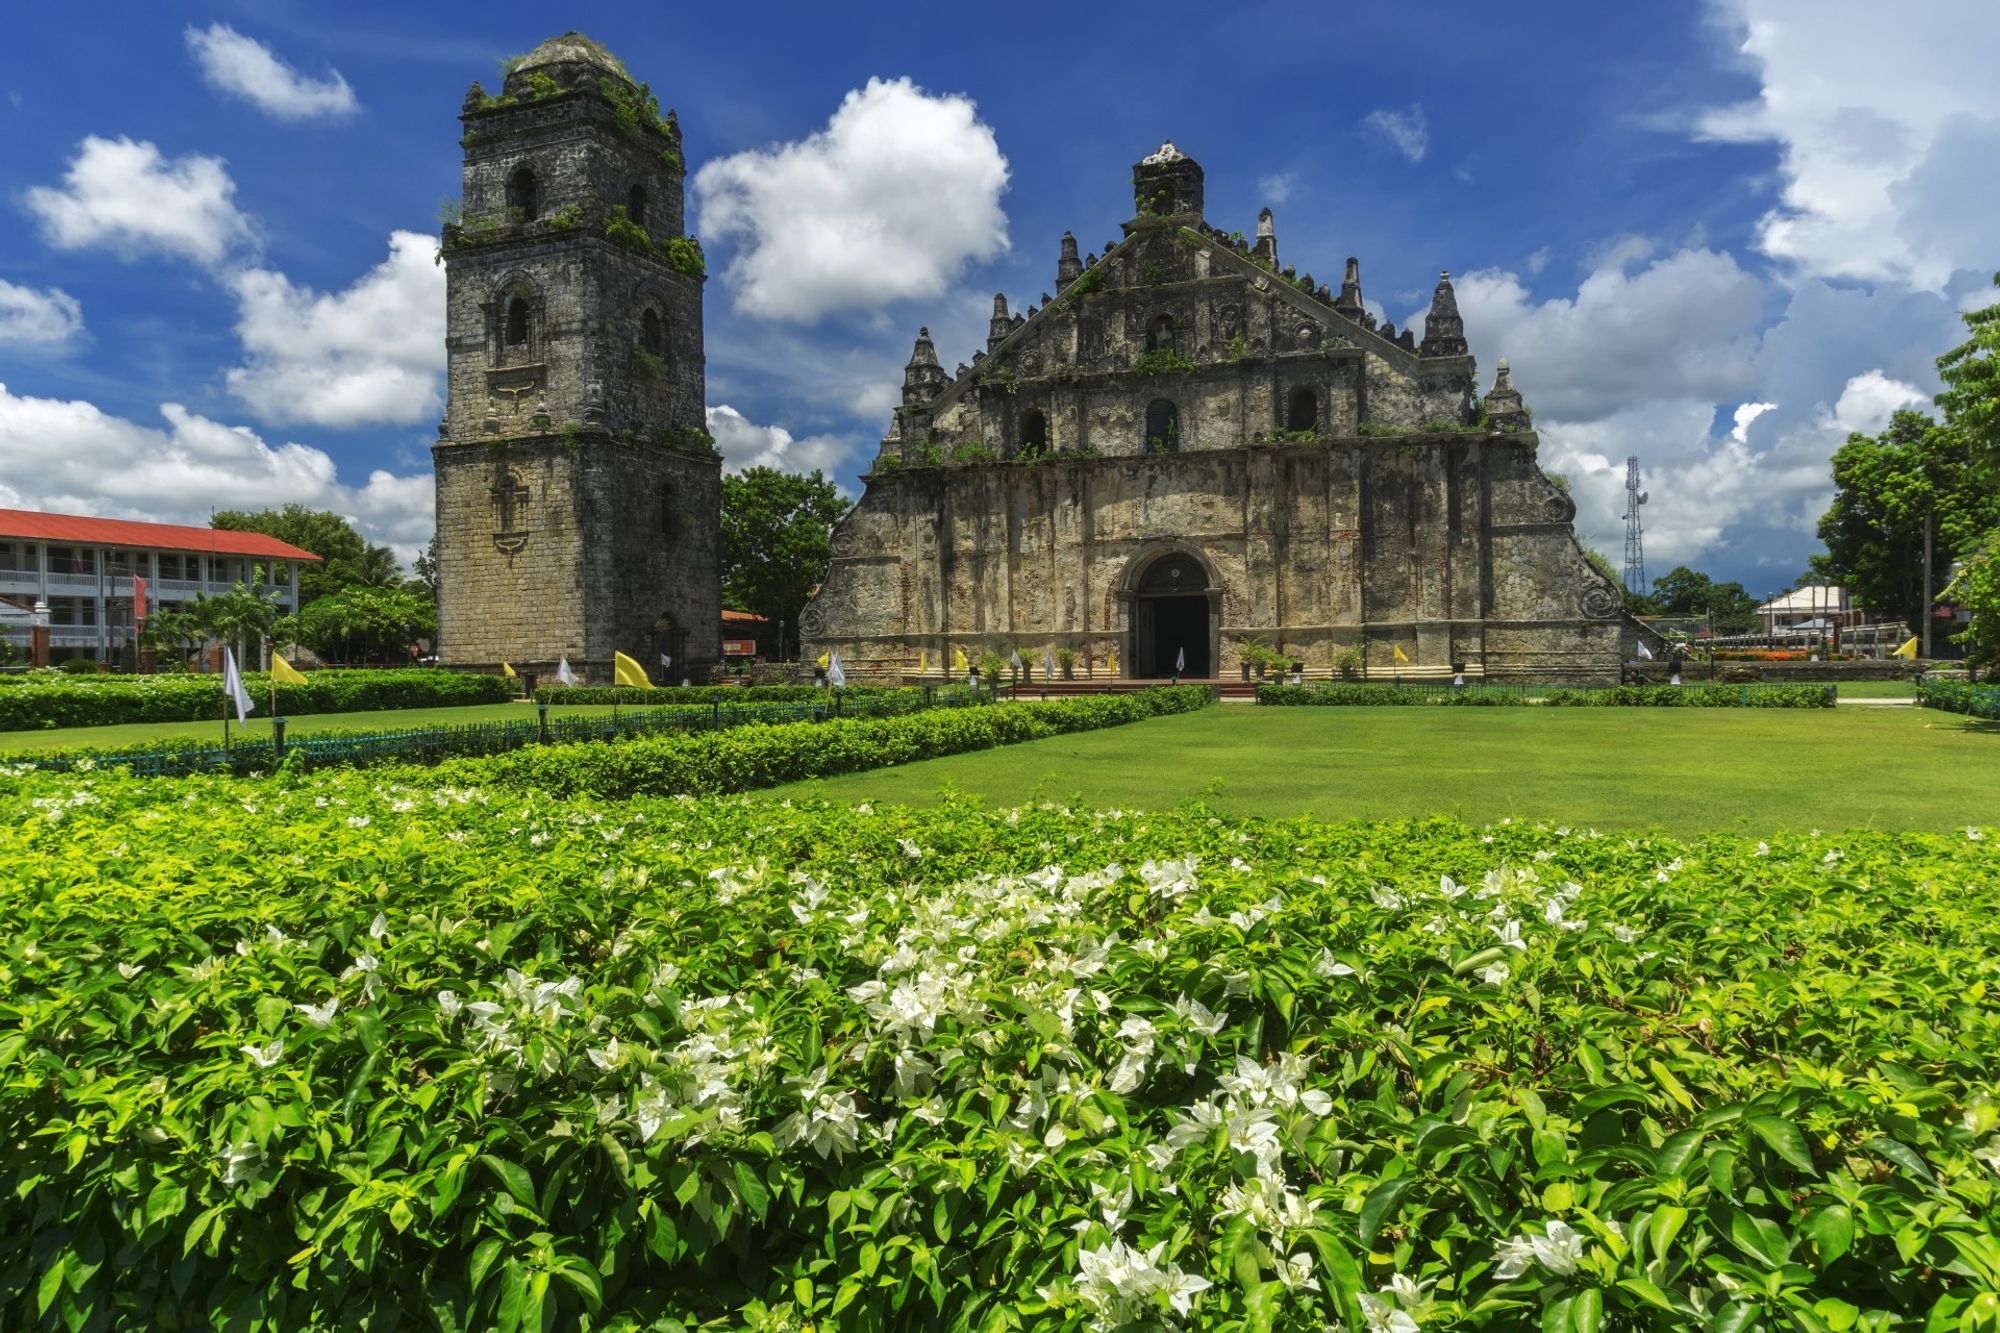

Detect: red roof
[0, 508, 322, 561]
[721, 608, 769, 624]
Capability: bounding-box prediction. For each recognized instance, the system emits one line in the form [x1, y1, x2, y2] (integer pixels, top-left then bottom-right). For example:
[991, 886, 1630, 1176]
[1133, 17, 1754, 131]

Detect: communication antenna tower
[1622, 456, 1648, 595]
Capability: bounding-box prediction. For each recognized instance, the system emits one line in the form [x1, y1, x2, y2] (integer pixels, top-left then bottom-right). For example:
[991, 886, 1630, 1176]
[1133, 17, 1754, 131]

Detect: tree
[719, 468, 853, 659]
[1936, 275, 2000, 478]
[412, 534, 440, 607]
[332, 543, 406, 590]
[294, 585, 437, 665]
[211, 506, 368, 604]
[1646, 565, 1761, 634]
[1815, 410, 1999, 633]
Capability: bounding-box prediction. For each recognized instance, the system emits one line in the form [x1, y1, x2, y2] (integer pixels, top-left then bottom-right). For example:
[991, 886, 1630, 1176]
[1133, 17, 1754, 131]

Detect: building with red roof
[0, 508, 321, 665]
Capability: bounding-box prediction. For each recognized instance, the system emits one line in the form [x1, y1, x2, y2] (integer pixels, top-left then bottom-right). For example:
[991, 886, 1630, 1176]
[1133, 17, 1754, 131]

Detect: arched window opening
[1151, 186, 1177, 216]
[506, 166, 539, 221]
[1018, 408, 1049, 457]
[1286, 387, 1318, 433]
[639, 308, 664, 357]
[505, 297, 530, 349]
[1144, 398, 1180, 453]
[1147, 314, 1175, 352]
[627, 185, 648, 228]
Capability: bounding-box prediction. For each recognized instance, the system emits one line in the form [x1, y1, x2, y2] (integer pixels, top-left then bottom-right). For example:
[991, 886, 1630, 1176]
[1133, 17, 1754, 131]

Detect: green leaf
[1803, 1205, 1855, 1267]
[495, 1258, 527, 1333]
[469, 1237, 504, 1295]
[1648, 1059, 1695, 1113]
[1655, 1129, 1704, 1177]
[1712, 1302, 1759, 1333]
[1359, 1175, 1417, 1246]
[1866, 1135, 1940, 1189]
[1746, 1115, 1815, 1173]
[733, 1160, 771, 1223]
[1570, 1287, 1605, 1333]
[1618, 1277, 1681, 1312]
[37, 1257, 65, 1318]
[480, 1154, 536, 1209]
[144, 1177, 187, 1230]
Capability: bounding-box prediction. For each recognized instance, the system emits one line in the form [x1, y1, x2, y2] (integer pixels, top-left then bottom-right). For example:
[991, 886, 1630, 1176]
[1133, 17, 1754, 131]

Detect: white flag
[555, 656, 577, 686]
[1637, 641, 1654, 660]
[827, 651, 846, 689]
[1009, 649, 1023, 673]
[1175, 647, 1186, 673]
[660, 652, 672, 671]
[221, 647, 254, 724]
[1043, 648, 1056, 678]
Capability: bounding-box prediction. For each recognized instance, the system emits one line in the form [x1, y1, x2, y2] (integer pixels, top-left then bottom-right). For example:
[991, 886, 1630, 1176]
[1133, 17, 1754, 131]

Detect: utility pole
[1921, 506, 1934, 660]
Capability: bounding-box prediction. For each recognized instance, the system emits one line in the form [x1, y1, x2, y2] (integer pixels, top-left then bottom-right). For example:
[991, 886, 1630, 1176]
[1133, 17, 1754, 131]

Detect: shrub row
[1916, 679, 2000, 719]
[438, 685, 1216, 798]
[533, 683, 909, 705]
[14, 689, 993, 779]
[0, 669, 514, 731]
[1257, 682, 1836, 708]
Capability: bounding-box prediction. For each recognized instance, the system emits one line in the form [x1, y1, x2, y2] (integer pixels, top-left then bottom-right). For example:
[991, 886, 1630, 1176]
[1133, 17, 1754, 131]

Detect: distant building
[1756, 584, 1855, 635]
[0, 508, 318, 664]
[720, 608, 769, 659]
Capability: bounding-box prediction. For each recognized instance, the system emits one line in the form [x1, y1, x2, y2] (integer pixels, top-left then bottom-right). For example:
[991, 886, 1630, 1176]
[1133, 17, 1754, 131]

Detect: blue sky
[3, 1, 1996, 601]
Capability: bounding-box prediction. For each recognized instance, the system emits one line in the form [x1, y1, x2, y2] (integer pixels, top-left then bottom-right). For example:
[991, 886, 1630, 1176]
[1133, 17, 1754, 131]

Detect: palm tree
[331, 544, 405, 590]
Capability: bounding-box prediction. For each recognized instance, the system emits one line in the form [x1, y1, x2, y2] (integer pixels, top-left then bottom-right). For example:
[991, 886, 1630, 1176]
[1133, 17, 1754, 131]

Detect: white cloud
[0, 383, 432, 559]
[1698, 0, 2000, 288]
[1257, 172, 1297, 204]
[225, 230, 446, 428]
[1728, 401, 1776, 443]
[24, 136, 254, 266]
[1362, 105, 1428, 163]
[695, 77, 1010, 322]
[706, 404, 855, 478]
[1452, 245, 1766, 419]
[186, 23, 359, 122]
[0, 280, 84, 345]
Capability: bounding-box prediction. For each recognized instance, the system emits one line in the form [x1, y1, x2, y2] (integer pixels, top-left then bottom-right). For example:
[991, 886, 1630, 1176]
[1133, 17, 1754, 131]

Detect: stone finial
[902, 327, 947, 406]
[1334, 256, 1365, 316]
[1058, 231, 1082, 287]
[463, 80, 487, 111]
[1482, 356, 1530, 431]
[907, 327, 939, 367]
[1142, 140, 1188, 165]
[1253, 206, 1278, 267]
[1419, 270, 1468, 358]
[989, 294, 1011, 348]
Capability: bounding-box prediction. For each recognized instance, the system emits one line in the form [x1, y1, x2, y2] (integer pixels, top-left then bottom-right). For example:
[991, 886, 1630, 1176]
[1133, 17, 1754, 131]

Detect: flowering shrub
[0, 668, 513, 731]
[2, 763, 1996, 1331]
[1541, 684, 1834, 708]
[534, 684, 918, 706]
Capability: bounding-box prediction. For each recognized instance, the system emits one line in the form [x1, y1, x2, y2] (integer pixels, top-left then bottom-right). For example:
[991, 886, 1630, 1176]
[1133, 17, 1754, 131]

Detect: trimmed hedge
[1916, 679, 2000, 719]
[533, 683, 913, 705]
[1257, 682, 1836, 708]
[12, 688, 993, 779]
[437, 685, 1216, 798]
[0, 669, 514, 731]
[1542, 683, 1834, 708]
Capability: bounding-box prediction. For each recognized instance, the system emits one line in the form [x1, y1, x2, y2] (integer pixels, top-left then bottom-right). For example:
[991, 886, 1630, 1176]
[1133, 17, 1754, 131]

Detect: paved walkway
[1836, 697, 1915, 706]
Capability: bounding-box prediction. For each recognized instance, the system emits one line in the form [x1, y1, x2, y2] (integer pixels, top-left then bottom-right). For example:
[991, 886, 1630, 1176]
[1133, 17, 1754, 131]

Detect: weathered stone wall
[804, 430, 1624, 684]
[433, 37, 719, 683]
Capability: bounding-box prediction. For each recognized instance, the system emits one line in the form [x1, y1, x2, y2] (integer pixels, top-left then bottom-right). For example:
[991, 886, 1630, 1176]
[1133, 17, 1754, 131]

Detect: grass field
[762, 701, 1998, 834]
[0, 700, 630, 754]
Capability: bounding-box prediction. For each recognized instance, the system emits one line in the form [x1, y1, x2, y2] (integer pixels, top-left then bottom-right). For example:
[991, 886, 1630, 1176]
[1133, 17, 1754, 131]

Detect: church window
[506, 166, 539, 222]
[1018, 408, 1049, 457]
[1145, 398, 1180, 452]
[1147, 314, 1175, 352]
[627, 185, 648, 228]
[505, 297, 531, 349]
[492, 470, 529, 532]
[1286, 387, 1318, 432]
[639, 308, 664, 357]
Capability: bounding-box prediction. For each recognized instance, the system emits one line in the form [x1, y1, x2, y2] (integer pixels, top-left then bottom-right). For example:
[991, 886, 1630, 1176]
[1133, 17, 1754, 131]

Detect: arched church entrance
[1129, 549, 1214, 678]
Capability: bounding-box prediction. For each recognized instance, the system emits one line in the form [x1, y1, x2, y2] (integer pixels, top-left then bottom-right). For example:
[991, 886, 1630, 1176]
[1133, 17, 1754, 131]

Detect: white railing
[47, 627, 102, 648]
[0, 567, 39, 587]
[45, 571, 99, 590]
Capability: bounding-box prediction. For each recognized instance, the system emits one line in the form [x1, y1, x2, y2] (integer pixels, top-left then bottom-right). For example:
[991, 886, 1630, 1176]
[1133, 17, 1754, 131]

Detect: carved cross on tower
[492, 471, 530, 532]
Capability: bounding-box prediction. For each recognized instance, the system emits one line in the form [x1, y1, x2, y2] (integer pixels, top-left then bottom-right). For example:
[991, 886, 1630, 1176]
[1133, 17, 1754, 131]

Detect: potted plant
[1055, 646, 1078, 680]
[1331, 643, 1364, 681]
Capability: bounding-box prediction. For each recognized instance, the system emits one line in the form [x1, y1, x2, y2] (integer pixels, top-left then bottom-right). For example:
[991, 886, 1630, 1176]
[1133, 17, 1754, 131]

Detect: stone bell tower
[433, 31, 720, 683]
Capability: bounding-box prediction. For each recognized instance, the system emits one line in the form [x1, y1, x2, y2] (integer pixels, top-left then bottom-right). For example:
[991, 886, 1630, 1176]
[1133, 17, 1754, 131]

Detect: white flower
[348, 952, 379, 975]
[1478, 961, 1511, 985]
[1171, 995, 1228, 1038]
[1437, 874, 1467, 900]
[1754, 841, 1770, 856]
[1360, 1293, 1419, 1333]
[1967, 827, 1985, 841]
[1489, 919, 1526, 951]
[346, 815, 370, 828]
[1492, 1235, 1537, 1280]
[633, 1074, 673, 1143]
[1276, 1252, 1320, 1292]
[264, 925, 291, 949]
[1383, 1272, 1431, 1308]
[1973, 1137, 2000, 1176]
[587, 1038, 622, 1071]
[1315, 948, 1358, 978]
[295, 998, 338, 1029]
[1496, 1219, 1586, 1280]
[240, 1039, 284, 1068]
[216, 1142, 265, 1186]
[368, 911, 388, 939]
[436, 990, 464, 1018]
[1610, 924, 1639, 943]
[116, 962, 145, 980]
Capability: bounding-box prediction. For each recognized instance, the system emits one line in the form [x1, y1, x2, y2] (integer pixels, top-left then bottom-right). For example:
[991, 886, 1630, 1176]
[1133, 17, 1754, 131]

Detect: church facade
[801, 144, 1626, 682]
[432, 34, 720, 684]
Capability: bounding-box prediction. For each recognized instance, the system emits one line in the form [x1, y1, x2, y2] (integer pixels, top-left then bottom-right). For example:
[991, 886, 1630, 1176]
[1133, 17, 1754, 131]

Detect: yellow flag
[501, 661, 517, 679]
[816, 650, 831, 670]
[1107, 648, 1119, 674]
[952, 647, 969, 672]
[270, 655, 308, 686]
[917, 651, 928, 674]
[1393, 643, 1410, 663]
[613, 650, 656, 689]
[1891, 636, 1918, 659]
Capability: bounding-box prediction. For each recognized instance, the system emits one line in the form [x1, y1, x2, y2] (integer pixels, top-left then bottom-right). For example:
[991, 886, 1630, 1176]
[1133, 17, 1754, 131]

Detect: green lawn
[0, 701, 638, 754]
[761, 702, 1999, 834]
[1831, 680, 1917, 698]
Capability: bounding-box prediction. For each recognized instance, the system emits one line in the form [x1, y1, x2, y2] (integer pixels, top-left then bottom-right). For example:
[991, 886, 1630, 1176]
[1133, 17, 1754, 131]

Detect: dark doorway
[1131, 551, 1213, 677]
[1287, 387, 1318, 432]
